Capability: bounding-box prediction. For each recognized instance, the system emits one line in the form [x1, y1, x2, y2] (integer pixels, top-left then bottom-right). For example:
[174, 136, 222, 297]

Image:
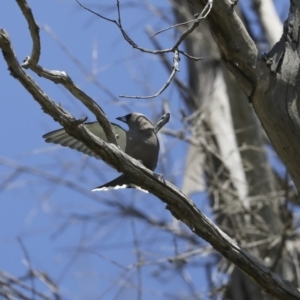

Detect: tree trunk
[173, 1, 293, 298]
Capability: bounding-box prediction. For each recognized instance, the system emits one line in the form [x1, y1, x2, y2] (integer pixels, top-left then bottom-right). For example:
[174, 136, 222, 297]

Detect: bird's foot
[154, 173, 165, 183]
[76, 116, 88, 124]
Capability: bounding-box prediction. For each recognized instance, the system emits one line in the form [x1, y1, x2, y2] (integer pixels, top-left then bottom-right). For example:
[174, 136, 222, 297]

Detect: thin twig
[75, 0, 210, 99]
[17, 238, 35, 300]
[75, 0, 210, 58]
[119, 49, 180, 99]
[173, 0, 213, 49]
[150, 0, 213, 39]
[76, 0, 172, 55]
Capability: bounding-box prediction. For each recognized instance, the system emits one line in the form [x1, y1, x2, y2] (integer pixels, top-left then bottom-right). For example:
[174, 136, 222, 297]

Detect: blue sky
[0, 0, 289, 299]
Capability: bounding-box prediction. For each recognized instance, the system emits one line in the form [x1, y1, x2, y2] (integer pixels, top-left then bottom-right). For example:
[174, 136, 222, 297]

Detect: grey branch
[119, 49, 180, 99]
[15, 0, 40, 66]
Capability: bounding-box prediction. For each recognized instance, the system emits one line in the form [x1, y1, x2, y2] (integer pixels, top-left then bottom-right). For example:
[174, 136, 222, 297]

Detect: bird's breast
[125, 131, 159, 171]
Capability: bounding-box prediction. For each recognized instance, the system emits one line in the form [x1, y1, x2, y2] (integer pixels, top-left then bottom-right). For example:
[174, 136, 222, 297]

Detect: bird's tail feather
[91, 175, 148, 193]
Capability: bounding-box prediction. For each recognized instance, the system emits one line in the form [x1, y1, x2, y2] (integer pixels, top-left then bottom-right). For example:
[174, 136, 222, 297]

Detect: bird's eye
[115, 134, 119, 139]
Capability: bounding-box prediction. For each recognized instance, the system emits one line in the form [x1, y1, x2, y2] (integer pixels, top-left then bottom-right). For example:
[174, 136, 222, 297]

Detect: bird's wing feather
[43, 122, 127, 158]
[154, 112, 170, 133]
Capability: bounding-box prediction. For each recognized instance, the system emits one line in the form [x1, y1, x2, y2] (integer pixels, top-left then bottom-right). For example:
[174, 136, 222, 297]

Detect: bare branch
[75, 0, 172, 55]
[0, 270, 59, 300]
[119, 49, 180, 99]
[15, 0, 40, 65]
[150, 0, 213, 40]
[17, 238, 35, 300]
[74, 0, 209, 100]
[75, 0, 209, 57]
[178, 49, 203, 60]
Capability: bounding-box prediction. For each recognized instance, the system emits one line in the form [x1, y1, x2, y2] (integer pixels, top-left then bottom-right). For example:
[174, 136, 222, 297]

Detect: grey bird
[43, 112, 169, 191]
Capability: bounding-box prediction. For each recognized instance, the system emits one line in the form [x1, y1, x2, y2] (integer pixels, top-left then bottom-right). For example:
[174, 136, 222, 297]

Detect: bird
[43, 112, 169, 191]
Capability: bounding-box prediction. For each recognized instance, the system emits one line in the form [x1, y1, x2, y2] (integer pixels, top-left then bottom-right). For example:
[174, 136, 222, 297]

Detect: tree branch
[15, 0, 40, 66]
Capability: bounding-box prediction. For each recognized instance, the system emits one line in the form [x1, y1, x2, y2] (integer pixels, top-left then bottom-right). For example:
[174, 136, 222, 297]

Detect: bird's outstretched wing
[43, 122, 127, 159]
[43, 113, 170, 159]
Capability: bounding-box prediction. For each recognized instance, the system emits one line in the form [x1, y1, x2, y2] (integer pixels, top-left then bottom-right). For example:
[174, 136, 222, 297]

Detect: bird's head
[116, 113, 154, 131]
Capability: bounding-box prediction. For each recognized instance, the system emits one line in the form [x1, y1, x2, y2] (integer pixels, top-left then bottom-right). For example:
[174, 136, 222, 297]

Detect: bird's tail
[91, 175, 148, 193]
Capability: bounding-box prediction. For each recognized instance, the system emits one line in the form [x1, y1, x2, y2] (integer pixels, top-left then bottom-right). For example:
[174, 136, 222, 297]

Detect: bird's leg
[135, 159, 165, 182]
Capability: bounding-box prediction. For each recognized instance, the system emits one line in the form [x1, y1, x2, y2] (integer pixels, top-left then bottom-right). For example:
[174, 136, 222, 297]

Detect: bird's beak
[116, 116, 127, 123]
